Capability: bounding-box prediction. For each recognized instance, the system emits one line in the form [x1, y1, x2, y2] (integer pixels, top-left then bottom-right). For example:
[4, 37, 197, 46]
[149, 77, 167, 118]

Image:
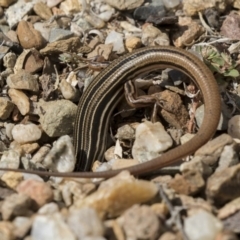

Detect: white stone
[105, 30, 125, 54]
[97, 3, 115, 22]
[120, 21, 142, 32]
[12, 123, 42, 144]
[68, 207, 104, 238]
[215, 144, 239, 172]
[132, 121, 173, 163]
[38, 203, 59, 215]
[47, 0, 62, 8]
[5, 0, 33, 28]
[98, 9, 115, 22]
[114, 140, 123, 159]
[0, 149, 20, 170]
[34, 22, 51, 41]
[4, 123, 15, 140]
[184, 210, 223, 240]
[162, 0, 180, 9]
[31, 213, 75, 240]
[43, 135, 75, 172]
[103, 0, 144, 10]
[13, 217, 32, 239]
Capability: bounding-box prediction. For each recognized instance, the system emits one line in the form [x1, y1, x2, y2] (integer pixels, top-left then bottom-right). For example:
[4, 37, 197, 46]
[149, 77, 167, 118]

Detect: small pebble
[12, 123, 42, 144]
[228, 115, 240, 139]
[105, 30, 125, 54]
[38, 99, 77, 137]
[7, 70, 39, 92]
[1, 193, 33, 220]
[8, 89, 30, 115]
[68, 207, 104, 238]
[0, 97, 14, 120]
[17, 20, 45, 49]
[17, 179, 53, 207]
[31, 213, 75, 240]
[132, 121, 173, 163]
[184, 210, 223, 240]
[3, 52, 16, 68]
[0, 149, 20, 169]
[43, 135, 76, 173]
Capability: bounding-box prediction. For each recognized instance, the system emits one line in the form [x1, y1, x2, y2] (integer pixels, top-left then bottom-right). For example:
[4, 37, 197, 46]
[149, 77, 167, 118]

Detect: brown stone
[173, 17, 205, 47]
[17, 20, 45, 49]
[16, 179, 53, 207]
[7, 69, 39, 92]
[0, 97, 14, 120]
[21, 142, 40, 154]
[15, 49, 43, 73]
[154, 90, 189, 129]
[40, 37, 83, 55]
[73, 171, 158, 218]
[169, 170, 205, 195]
[8, 89, 30, 116]
[33, 2, 52, 20]
[0, 221, 15, 239]
[183, 0, 229, 16]
[0, 0, 16, 7]
[218, 197, 240, 219]
[1, 172, 23, 190]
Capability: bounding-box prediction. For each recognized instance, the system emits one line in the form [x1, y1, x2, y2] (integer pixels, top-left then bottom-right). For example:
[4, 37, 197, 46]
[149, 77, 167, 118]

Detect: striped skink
[0, 46, 221, 178]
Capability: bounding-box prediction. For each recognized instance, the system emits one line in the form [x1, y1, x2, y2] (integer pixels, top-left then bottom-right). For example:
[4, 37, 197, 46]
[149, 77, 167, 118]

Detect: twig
[158, 185, 189, 240]
[198, 12, 215, 35]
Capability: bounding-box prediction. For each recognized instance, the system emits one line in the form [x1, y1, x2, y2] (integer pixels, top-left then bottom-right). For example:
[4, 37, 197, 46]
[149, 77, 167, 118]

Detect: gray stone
[38, 99, 77, 137]
[49, 28, 74, 43]
[7, 70, 39, 92]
